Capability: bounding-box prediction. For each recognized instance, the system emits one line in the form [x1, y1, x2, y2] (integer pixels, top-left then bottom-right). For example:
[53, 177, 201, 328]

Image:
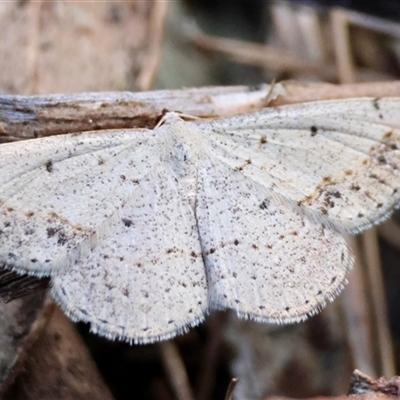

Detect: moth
[0, 89, 399, 344]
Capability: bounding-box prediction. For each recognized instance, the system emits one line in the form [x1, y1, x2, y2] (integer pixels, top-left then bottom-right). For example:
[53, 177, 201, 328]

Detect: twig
[158, 341, 195, 400]
[224, 378, 238, 400]
[136, 0, 169, 91]
[362, 229, 396, 376]
[342, 236, 376, 376]
[193, 34, 336, 81]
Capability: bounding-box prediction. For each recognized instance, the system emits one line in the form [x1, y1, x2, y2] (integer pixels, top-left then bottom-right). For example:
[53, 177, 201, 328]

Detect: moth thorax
[169, 122, 202, 210]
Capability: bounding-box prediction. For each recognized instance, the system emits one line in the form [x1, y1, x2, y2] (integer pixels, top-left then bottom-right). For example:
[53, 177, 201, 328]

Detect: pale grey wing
[51, 162, 208, 344]
[203, 98, 400, 233]
[196, 158, 352, 322]
[0, 128, 163, 275]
